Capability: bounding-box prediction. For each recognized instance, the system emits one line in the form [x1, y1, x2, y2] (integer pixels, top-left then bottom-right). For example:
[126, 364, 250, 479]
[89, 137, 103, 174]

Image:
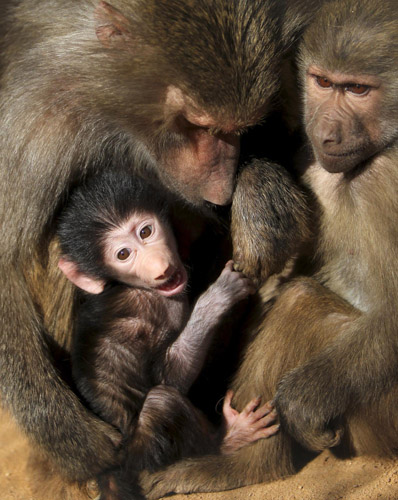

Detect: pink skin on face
[103, 211, 188, 297]
[162, 86, 245, 206]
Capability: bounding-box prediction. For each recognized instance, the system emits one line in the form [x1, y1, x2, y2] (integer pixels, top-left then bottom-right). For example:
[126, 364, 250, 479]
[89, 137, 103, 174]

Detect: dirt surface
[1, 406, 398, 500]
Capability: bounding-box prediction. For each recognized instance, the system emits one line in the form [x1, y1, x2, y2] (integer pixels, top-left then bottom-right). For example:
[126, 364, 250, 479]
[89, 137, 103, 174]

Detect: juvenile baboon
[140, 0, 398, 496]
[276, 0, 398, 453]
[0, 0, 317, 481]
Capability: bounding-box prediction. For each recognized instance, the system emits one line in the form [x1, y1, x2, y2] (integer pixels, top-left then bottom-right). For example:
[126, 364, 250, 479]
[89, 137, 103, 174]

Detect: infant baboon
[58, 169, 278, 499]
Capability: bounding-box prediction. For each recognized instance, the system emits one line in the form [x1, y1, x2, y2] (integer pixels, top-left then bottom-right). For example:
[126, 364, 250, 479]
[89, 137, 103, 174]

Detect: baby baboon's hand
[221, 390, 279, 454]
[205, 260, 255, 312]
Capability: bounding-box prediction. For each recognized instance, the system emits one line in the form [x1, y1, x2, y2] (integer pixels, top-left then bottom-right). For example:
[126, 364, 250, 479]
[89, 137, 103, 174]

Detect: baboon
[0, 0, 320, 480]
[57, 169, 278, 498]
[140, 0, 398, 496]
[277, 0, 398, 453]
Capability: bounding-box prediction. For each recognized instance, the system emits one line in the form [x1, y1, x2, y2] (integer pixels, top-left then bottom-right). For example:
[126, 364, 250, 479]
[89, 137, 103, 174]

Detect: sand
[1, 406, 398, 500]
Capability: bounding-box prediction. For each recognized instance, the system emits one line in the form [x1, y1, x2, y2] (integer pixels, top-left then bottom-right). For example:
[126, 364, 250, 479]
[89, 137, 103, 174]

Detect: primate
[231, 159, 310, 285]
[276, 0, 398, 452]
[57, 169, 278, 499]
[0, 0, 320, 480]
[140, 0, 398, 497]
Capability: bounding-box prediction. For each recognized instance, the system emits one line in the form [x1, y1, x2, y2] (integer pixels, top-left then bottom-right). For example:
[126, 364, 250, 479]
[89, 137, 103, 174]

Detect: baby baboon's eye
[140, 225, 152, 240]
[117, 248, 131, 261]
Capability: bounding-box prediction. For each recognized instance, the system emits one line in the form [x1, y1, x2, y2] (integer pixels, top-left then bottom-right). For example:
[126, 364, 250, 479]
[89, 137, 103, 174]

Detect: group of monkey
[0, 0, 398, 499]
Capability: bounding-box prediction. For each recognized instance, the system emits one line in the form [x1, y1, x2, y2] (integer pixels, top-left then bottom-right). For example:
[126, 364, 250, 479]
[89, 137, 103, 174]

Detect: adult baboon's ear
[58, 257, 105, 294]
[94, 1, 132, 48]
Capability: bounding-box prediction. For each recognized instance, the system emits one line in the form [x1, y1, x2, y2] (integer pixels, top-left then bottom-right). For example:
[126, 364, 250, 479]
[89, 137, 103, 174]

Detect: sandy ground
[1, 406, 398, 500]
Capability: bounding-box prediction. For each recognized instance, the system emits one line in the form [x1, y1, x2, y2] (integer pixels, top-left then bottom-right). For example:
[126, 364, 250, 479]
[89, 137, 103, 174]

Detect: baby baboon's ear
[58, 257, 105, 294]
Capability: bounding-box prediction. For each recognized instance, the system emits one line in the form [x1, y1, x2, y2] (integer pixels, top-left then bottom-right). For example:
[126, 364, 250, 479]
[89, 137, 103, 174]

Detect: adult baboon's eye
[117, 248, 131, 260]
[346, 83, 370, 95]
[316, 76, 332, 88]
[140, 225, 152, 239]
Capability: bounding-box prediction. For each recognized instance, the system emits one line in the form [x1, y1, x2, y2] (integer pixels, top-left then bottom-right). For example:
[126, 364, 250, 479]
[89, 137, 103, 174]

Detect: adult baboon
[0, 0, 317, 482]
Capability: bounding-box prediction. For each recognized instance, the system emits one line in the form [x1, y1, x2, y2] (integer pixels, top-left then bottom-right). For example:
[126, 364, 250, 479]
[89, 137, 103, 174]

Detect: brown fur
[24, 240, 76, 351]
[140, 1, 398, 496]
[275, 0, 398, 452]
[231, 159, 310, 286]
[0, 0, 308, 482]
[141, 279, 358, 497]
